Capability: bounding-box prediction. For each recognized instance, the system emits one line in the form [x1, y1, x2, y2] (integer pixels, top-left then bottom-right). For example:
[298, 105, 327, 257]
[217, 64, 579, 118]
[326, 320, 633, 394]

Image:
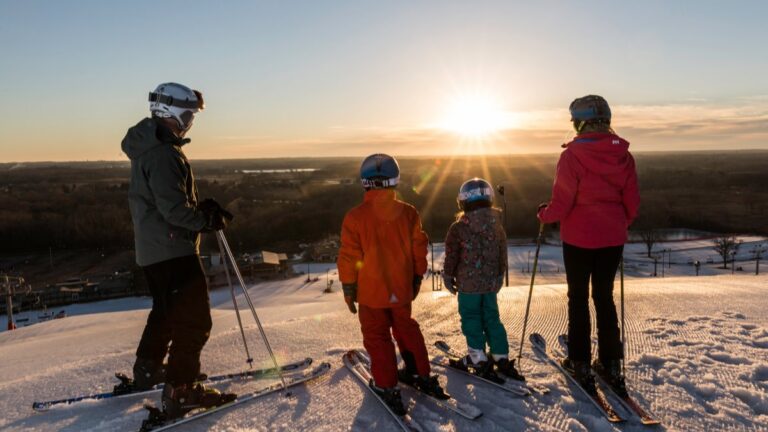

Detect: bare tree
[713, 236, 740, 269]
[640, 229, 663, 258]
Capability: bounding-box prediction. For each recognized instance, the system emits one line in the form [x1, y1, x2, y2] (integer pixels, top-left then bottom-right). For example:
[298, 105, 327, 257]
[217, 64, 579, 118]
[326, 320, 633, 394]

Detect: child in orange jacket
[337, 153, 447, 415]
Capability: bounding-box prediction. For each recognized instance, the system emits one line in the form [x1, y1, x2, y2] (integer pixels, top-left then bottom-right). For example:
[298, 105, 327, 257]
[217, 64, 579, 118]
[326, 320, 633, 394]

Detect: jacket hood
[121, 117, 189, 160]
[461, 207, 501, 233]
[363, 188, 398, 202]
[564, 132, 632, 175]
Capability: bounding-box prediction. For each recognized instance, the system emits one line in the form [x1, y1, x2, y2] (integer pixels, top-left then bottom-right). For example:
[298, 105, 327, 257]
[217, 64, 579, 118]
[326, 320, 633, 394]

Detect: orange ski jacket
[337, 189, 429, 308]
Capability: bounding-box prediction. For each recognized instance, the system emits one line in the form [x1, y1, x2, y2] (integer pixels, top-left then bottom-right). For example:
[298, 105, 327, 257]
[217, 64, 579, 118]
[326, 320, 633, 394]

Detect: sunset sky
[1, 0, 767, 162]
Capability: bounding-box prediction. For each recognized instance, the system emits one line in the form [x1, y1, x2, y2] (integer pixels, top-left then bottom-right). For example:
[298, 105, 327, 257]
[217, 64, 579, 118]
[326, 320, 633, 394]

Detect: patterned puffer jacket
[443, 207, 507, 294]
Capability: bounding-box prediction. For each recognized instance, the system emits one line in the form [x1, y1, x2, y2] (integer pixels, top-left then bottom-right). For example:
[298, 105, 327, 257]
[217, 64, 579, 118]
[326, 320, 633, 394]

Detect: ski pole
[620, 255, 626, 376]
[217, 230, 290, 394]
[215, 233, 254, 367]
[517, 222, 545, 368]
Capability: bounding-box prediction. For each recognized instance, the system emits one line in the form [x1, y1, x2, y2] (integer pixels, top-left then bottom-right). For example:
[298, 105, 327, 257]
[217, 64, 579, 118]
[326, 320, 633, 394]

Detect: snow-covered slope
[1, 271, 767, 431]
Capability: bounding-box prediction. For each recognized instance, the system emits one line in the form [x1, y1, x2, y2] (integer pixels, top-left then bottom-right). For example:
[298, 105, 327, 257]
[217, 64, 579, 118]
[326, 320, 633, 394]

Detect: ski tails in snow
[32, 357, 314, 411]
[556, 335, 661, 426]
[342, 350, 424, 432]
[139, 361, 331, 432]
[529, 333, 625, 423]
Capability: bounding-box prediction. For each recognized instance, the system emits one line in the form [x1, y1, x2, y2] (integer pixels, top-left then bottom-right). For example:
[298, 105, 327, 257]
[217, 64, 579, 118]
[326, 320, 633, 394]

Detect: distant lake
[238, 168, 319, 174]
[628, 228, 716, 241]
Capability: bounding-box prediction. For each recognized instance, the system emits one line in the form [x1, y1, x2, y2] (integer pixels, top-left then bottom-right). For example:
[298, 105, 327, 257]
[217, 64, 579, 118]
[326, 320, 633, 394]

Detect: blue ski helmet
[569, 95, 611, 132]
[457, 178, 494, 210]
[360, 153, 400, 190]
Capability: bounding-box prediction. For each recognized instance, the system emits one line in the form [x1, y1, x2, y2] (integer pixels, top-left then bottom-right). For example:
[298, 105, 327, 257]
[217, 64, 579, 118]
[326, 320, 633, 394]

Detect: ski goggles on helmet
[361, 176, 400, 189]
[458, 186, 494, 202]
[148, 89, 205, 111]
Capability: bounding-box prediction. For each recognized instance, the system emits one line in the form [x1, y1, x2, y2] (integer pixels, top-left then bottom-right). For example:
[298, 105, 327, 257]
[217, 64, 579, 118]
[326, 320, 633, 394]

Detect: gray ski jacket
[121, 117, 207, 267]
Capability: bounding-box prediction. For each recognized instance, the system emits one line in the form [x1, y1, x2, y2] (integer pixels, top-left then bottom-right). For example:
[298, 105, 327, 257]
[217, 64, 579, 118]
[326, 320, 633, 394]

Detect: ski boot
[161, 382, 237, 420]
[593, 359, 628, 397]
[450, 348, 501, 382]
[369, 380, 407, 416]
[494, 356, 526, 381]
[560, 358, 597, 394]
[398, 369, 450, 400]
[131, 358, 167, 391]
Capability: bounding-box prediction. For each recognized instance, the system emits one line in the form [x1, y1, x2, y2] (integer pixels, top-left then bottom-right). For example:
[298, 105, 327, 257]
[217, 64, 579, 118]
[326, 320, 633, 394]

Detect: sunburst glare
[436, 93, 513, 139]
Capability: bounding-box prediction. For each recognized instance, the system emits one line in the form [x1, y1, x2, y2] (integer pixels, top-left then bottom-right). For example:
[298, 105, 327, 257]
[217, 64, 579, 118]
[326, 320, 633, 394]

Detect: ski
[556, 335, 661, 426]
[139, 361, 331, 432]
[529, 333, 625, 423]
[434, 340, 549, 395]
[430, 355, 529, 397]
[32, 357, 313, 411]
[343, 350, 424, 432]
[357, 350, 482, 420]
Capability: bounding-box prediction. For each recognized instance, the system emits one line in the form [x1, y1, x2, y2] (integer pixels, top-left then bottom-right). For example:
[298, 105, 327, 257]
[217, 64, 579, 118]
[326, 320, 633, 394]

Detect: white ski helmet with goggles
[457, 177, 494, 210]
[360, 153, 400, 190]
[149, 82, 205, 131]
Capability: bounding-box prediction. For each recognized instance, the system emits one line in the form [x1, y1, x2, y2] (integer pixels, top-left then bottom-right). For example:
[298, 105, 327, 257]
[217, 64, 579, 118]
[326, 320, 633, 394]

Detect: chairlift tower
[3, 274, 26, 331]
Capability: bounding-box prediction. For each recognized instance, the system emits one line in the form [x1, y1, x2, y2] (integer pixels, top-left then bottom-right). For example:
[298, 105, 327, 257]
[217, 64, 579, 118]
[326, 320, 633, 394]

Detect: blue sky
[1, 0, 767, 161]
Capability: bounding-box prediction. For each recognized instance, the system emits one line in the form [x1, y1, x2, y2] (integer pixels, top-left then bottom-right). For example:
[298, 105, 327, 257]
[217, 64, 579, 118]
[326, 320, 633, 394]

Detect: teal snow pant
[457, 292, 509, 356]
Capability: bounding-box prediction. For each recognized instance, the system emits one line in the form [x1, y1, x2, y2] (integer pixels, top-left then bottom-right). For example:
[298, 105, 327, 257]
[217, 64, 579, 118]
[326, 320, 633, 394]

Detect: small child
[337, 153, 448, 415]
[442, 178, 524, 381]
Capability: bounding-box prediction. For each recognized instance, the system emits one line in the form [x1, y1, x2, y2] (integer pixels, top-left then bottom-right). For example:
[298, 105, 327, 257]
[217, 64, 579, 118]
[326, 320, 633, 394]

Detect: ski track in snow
[1, 272, 768, 431]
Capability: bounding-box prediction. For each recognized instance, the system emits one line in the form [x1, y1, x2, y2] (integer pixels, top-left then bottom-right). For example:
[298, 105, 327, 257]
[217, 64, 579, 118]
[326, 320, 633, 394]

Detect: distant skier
[442, 178, 524, 381]
[121, 82, 235, 419]
[338, 153, 448, 415]
[537, 95, 640, 395]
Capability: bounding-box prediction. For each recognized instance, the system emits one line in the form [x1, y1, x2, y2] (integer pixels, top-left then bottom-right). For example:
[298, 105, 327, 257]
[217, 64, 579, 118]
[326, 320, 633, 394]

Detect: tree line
[1, 152, 767, 256]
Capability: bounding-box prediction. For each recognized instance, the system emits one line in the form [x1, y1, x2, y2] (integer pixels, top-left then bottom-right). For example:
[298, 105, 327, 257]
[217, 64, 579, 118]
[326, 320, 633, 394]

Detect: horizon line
[3, 147, 768, 165]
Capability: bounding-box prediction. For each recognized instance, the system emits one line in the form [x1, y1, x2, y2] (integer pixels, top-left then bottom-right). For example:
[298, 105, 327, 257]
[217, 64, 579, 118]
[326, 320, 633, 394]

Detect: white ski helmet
[148, 82, 205, 131]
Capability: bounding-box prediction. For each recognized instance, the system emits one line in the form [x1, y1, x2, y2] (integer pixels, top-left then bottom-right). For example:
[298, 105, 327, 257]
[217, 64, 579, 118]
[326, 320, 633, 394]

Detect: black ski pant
[136, 254, 212, 386]
[562, 242, 623, 363]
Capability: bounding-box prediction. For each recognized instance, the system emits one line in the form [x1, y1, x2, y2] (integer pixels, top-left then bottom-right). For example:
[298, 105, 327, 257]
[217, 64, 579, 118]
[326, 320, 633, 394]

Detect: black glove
[342, 283, 358, 314]
[412, 275, 423, 300]
[201, 209, 229, 232]
[199, 198, 234, 220]
[443, 275, 457, 295]
[199, 198, 233, 232]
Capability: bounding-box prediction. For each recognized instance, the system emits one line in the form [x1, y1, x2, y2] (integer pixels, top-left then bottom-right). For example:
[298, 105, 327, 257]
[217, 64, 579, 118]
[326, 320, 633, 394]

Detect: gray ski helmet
[457, 177, 494, 210]
[149, 82, 205, 131]
[569, 95, 611, 130]
[360, 153, 400, 190]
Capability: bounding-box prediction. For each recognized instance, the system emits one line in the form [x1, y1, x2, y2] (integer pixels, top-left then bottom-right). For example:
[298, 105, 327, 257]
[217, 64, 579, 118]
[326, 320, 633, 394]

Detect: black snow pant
[562, 242, 623, 363]
[136, 254, 212, 386]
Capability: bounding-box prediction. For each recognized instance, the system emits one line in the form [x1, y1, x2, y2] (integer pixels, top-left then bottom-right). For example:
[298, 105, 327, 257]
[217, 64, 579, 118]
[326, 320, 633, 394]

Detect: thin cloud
[195, 100, 768, 158]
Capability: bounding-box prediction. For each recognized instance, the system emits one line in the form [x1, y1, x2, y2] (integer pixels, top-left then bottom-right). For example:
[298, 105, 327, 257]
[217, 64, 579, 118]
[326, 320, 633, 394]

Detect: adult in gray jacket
[121, 82, 234, 420]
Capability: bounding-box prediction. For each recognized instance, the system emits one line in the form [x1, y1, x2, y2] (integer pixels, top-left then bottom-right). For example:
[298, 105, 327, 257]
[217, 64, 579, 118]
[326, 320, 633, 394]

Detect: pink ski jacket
[538, 132, 640, 249]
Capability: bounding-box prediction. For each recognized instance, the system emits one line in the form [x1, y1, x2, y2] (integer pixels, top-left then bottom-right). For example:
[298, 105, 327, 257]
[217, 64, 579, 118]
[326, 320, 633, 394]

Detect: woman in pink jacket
[537, 95, 640, 396]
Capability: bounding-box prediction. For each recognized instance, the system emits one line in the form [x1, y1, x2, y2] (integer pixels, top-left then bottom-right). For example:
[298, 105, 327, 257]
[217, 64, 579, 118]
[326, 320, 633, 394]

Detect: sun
[437, 93, 510, 139]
